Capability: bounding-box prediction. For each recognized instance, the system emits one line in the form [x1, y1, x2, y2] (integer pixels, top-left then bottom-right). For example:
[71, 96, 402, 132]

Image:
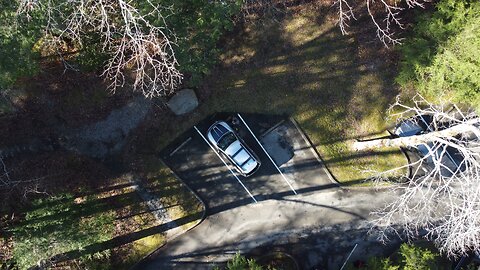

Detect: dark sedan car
[394, 114, 465, 177]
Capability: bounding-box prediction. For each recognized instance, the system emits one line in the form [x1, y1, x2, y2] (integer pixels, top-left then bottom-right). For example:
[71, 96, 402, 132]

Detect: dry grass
[147, 6, 407, 184]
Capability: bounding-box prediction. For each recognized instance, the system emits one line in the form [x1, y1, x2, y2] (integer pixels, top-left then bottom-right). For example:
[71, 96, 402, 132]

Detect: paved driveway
[139, 114, 400, 269]
[137, 188, 401, 269]
[160, 113, 336, 214]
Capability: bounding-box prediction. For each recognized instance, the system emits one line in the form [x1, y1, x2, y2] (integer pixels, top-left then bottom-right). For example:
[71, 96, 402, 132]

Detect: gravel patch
[60, 96, 151, 159]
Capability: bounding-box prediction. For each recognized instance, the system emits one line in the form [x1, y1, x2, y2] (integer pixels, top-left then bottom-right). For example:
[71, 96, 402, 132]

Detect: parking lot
[160, 113, 338, 214]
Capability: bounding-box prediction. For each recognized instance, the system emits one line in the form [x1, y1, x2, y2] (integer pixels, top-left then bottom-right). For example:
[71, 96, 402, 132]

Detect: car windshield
[217, 132, 237, 150]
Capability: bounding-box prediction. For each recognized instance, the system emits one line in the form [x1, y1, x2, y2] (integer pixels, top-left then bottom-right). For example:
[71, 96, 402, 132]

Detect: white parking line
[340, 243, 358, 270]
[237, 113, 297, 195]
[169, 137, 192, 157]
[193, 126, 258, 203]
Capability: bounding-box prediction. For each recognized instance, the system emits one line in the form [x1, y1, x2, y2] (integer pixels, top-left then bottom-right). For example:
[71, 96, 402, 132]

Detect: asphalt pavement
[138, 113, 401, 269]
[160, 113, 336, 214]
[137, 188, 402, 269]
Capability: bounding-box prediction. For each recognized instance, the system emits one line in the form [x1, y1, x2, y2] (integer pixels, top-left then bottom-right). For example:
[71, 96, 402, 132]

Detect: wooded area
[1, 0, 479, 269]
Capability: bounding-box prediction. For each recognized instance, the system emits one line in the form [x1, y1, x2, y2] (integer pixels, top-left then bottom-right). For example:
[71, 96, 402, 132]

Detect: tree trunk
[353, 119, 480, 151]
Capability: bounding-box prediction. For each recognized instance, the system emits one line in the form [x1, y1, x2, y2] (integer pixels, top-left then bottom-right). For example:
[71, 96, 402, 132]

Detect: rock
[167, 89, 199, 115]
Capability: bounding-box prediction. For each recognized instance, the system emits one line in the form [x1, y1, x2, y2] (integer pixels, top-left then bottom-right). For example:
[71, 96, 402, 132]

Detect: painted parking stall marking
[169, 137, 192, 157]
[194, 125, 258, 203]
[237, 113, 297, 195]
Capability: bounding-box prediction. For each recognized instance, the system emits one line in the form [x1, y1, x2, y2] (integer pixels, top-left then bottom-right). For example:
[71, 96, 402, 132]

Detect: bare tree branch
[334, 0, 356, 35]
[354, 119, 480, 151]
[0, 157, 11, 187]
[366, 0, 404, 47]
[16, 0, 183, 98]
[0, 154, 56, 204]
[333, 0, 430, 47]
[364, 95, 480, 257]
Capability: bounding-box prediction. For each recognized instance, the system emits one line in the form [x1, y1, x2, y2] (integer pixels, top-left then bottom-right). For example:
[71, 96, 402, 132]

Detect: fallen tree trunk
[353, 119, 480, 151]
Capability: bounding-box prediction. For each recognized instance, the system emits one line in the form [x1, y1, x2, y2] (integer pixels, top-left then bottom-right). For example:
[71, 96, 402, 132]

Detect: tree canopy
[396, 0, 480, 109]
[0, 0, 42, 90]
[161, 0, 241, 86]
[0, 0, 241, 97]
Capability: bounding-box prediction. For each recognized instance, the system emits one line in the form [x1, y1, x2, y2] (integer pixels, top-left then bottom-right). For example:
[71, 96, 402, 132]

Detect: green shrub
[399, 243, 438, 270]
[366, 256, 400, 270]
[0, 0, 42, 89]
[215, 252, 264, 270]
[396, 0, 480, 108]
[1, 0, 242, 93]
[362, 243, 440, 270]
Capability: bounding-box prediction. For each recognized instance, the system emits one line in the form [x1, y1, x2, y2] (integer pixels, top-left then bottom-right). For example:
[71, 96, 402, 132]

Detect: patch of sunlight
[273, 55, 287, 62]
[93, 176, 134, 200]
[262, 64, 288, 75]
[357, 65, 368, 72]
[5, 88, 28, 111]
[140, 157, 203, 232]
[135, 234, 164, 251]
[348, 75, 388, 127]
[354, 111, 388, 138]
[182, 219, 202, 231]
[300, 81, 321, 92]
[330, 151, 405, 185]
[356, 149, 407, 177]
[303, 58, 327, 68]
[233, 79, 246, 88]
[294, 104, 317, 122]
[327, 54, 340, 64]
[220, 46, 256, 66]
[32, 36, 62, 57]
[127, 234, 165, 263]
[354, 74, 384, 93]
[283, 15, 333, 47]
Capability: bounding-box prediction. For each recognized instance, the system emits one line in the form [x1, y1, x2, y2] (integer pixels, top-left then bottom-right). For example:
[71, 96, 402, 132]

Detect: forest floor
[0, 66, 203, 269]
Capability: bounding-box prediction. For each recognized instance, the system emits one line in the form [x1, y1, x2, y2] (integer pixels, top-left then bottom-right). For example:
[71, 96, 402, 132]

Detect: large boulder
[167, 89, 199, 115]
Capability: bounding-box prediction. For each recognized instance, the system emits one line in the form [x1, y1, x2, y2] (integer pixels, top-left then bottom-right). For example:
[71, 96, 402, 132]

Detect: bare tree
[11, 0, 434, 97]
[241, 0, 431, 46]
[334, 0, 429, 46]
[353, 95, 480, 257]
[16, 0, 183, 98]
